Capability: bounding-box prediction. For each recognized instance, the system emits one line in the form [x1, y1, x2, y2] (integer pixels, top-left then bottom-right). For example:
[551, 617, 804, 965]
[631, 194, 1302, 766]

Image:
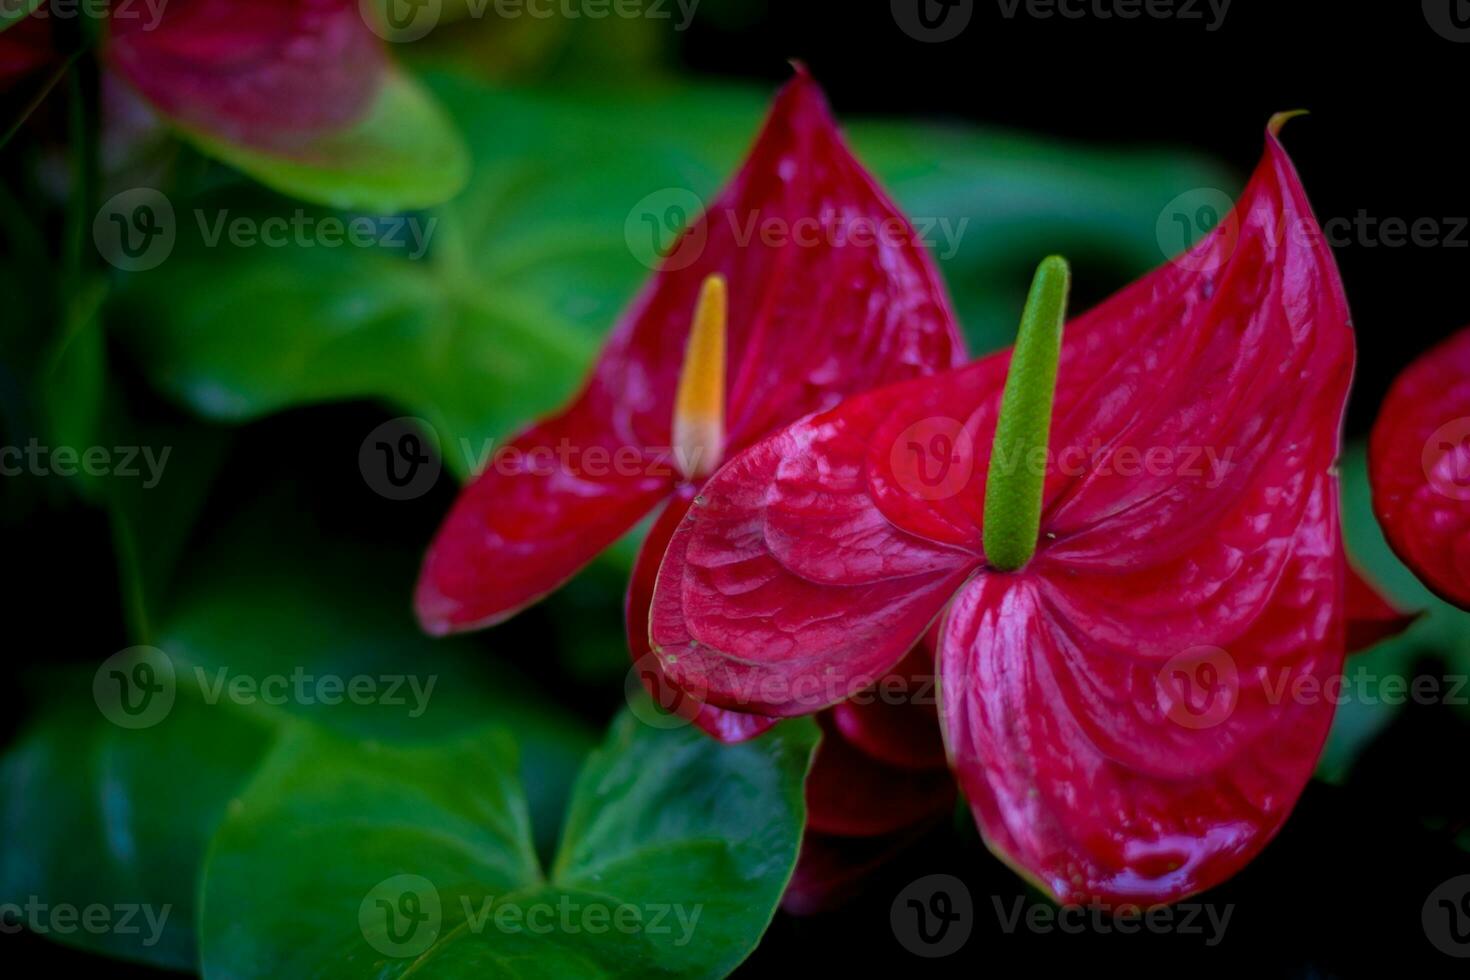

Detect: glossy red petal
[941, 504, 1342, 906]
[1369, 326, 1470, 610]
[105, 0, 385, 153]
[628, 488, 777, 742]
[420, 68, 963, 635]
[1031, 132, 1354, 657]
[649, 398, 981, 715]
[1345, 562, 1419, 652]
[709, 66, 967, 450]
[805, 714, 956, 838]
[416, 405, 672, 634]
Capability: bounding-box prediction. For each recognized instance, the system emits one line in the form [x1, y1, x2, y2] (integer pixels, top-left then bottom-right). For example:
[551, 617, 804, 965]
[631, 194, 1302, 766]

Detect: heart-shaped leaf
[199, 706, 819, 978]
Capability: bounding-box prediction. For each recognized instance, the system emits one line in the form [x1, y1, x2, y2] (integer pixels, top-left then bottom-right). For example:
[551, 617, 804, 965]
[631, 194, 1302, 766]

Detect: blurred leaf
[118, 74, 1232, 484]
[179, 67, 469, 212]
[116, 240, 592, 481]
[1318, 443, 1470, 783]
[393, 0, 673, 82]
[199, 706, 818, 978]
[0, 681, 276, 970]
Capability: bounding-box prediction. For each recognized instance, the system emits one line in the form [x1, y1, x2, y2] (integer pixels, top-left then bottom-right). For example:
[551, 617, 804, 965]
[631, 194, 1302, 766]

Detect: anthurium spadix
[650, 119, 1396, 905]
[416, 69, 966, 702]
[1370, 326, 1470, 610]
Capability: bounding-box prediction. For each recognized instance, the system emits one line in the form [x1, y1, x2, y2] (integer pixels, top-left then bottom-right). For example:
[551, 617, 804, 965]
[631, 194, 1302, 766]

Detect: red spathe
[650, 127, 1368, 905]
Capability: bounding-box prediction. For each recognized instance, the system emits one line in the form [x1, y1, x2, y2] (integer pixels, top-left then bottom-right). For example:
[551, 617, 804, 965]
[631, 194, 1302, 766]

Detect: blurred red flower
[1, 0, 383, 150]
[1370, 326, 1470, 609]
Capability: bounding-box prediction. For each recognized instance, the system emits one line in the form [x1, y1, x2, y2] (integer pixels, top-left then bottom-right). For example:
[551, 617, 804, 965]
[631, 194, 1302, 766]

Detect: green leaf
[116, 240, 592, 481]
[541, 709, 818, 978]
[0, 679, 276, 970]
[1318, 443, 1470, 783]
[199, 707, 819, 978]
[178, 67, 469, 212]
[200, 726, 539, 976]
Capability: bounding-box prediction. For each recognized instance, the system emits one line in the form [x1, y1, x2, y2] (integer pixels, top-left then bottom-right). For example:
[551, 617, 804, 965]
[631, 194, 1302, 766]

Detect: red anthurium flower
[650, 119, 1398, 905]
[1, 1, 383, 150]
[416, 64, 967, 750]
[1369, 326, 1470, 609]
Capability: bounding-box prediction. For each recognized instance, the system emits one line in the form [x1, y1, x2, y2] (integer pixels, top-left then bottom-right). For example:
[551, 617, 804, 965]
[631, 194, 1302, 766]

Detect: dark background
[5, 2, 1468, 977]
